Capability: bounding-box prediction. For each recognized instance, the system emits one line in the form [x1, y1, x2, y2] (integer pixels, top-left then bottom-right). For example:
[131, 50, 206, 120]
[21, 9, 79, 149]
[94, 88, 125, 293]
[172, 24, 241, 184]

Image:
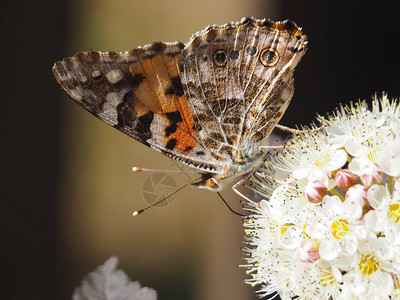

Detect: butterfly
[52, 17, 307, 192]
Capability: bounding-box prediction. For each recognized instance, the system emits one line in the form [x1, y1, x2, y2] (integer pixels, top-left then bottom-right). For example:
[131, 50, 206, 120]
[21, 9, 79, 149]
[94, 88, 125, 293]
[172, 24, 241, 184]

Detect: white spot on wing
[79, 75, 88, 83]
[104, 92, 122, 124]
[55, 70, 72, 81]
[69, 89, 83, 101]
[106, 70, 123, 84]
[91, 70, 101, 78]
[149, 114, 168, 143]
[100, 55, 113, 63]
[54, 61, 72, 81]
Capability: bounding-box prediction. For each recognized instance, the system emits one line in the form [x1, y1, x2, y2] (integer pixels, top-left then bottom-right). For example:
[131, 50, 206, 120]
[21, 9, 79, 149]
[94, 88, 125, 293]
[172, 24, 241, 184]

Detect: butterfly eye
[246, 46, 258, 56]
[230, 50, 239, 60]
[213, 50, 227, 67]
[260, 49, 279, 66]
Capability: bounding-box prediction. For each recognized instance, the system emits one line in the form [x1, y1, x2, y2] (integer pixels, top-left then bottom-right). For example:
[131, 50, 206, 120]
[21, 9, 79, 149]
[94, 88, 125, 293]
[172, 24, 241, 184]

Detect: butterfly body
[53, 17, 307, 191]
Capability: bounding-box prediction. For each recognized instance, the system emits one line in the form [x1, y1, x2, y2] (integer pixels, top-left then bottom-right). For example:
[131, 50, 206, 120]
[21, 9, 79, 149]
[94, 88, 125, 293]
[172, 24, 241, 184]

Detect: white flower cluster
[242, 95, 400, 299]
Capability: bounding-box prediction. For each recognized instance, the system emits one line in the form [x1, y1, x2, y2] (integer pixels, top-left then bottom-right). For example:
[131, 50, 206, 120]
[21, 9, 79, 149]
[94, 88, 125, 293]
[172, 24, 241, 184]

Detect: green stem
[329, 187, 345, 201]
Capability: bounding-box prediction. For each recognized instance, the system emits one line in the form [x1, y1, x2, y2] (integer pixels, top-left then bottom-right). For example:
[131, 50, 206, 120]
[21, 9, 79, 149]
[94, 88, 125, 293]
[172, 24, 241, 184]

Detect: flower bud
[360, 163, 383, 188]
[345, 184, 368, 206]
[335, 169, 357, 190]
[305, 180, 328, 203]
[299, 240, 320, 262]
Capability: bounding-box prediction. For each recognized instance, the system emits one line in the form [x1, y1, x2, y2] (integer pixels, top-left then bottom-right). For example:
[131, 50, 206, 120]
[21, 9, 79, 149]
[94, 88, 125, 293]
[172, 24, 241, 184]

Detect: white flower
[341, 235, 395, 298]
[291, 137, 347, 182]
[379, 135, 400, 177]
[365, 183, 400, 246]
[307, 195, 362, 261]
[73, 257, 158, 300]
[241, 95, 400, 299]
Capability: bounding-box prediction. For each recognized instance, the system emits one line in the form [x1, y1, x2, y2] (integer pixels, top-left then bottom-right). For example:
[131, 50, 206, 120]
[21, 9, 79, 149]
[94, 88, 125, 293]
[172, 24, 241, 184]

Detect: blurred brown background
[2, 1, 400, 299]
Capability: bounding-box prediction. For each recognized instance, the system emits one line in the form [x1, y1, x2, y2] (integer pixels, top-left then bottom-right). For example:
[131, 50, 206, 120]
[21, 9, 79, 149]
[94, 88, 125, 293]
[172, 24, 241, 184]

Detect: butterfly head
[192, 173, 234, 191]
[191, 154, 263, 191]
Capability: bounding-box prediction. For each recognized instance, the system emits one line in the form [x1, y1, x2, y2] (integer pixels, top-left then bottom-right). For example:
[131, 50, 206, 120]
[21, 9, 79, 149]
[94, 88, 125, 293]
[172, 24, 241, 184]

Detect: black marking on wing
[164, 111, 183, 137]
[165, 76, 184, 97]
[127, 73, 145, 89]
[134, 112, 154, 146]
[165, 111, 183, 123]
[166, 138, 177, 150]
[116, 93, 135, 127]
[165, 123, 178, 137]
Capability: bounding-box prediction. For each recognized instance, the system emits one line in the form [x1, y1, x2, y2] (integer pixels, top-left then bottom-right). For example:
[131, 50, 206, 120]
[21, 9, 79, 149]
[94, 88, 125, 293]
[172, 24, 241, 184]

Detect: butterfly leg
[259, 143, 304, 152]
[259, 123, 330, 152]
[232, 173, 257, 205]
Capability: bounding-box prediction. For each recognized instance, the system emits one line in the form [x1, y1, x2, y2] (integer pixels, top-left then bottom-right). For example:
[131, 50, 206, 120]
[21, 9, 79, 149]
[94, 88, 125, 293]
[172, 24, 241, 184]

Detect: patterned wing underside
[53, 17, 307, 182]
[52, 42, 221, 173]
[180, 18, 307, 164]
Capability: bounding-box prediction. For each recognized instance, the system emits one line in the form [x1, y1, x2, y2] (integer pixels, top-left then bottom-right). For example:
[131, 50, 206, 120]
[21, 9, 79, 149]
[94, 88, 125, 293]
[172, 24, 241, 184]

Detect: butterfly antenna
[133, 176, 201, 216]
[132, 167, 199, 174]
[216, 192, 245, 217]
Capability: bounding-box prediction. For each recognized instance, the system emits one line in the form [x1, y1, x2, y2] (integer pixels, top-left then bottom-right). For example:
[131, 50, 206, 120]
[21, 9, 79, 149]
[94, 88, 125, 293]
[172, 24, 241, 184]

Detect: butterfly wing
[237, 20, 308, 146]
[180, 17, 307, 167]
[52, 42, 220, 173]
[53, 18, 307, 191]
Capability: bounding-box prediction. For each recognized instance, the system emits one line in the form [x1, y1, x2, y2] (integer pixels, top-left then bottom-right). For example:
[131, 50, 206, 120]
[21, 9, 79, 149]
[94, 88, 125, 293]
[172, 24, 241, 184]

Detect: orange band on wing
[164, 94, 197, 153]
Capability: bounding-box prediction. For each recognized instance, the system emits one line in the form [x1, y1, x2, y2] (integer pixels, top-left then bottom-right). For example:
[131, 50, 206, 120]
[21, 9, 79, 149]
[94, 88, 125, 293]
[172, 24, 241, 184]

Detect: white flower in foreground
[73, 256, 157, 300]
[242, 95, 400, 299]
